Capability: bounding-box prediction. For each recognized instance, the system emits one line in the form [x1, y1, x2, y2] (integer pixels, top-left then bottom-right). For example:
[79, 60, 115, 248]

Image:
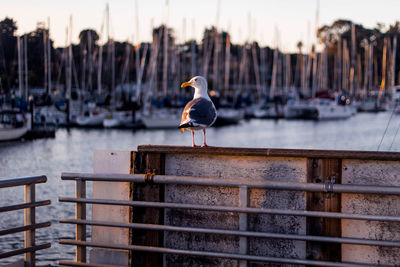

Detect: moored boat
[0, 110, 29, 141]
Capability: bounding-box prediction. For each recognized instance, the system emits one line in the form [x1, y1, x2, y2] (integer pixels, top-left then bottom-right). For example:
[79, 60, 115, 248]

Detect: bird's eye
[194, 78, 197, 82]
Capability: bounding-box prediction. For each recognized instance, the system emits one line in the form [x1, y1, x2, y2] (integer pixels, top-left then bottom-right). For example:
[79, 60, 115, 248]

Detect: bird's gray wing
[180, 98, 217, 127]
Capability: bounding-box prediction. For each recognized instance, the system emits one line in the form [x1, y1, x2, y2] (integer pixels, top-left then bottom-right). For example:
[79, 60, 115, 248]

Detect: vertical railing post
[76, 180, 86, 262]
[239, 185, 248, 267]
[24, 183, 35, 267]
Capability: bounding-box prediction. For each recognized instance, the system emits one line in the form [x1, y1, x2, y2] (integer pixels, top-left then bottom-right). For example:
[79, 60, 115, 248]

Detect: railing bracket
[145, 171, 155, 185]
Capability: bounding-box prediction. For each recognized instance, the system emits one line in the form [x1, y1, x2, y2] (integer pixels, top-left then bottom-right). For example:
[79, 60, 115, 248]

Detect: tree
[296, 41, 303, 54]
[79, 29, 99, 47]
[0, 17, 17, 37]
[0, 17, 18, 91]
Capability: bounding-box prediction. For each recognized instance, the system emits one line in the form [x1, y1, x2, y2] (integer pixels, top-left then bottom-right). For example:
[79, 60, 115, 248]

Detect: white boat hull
[285, 99, 353, 120]
[316, 105, 353, 120]
[103, 112, 133, 128]
[0, 125, 28, 141]
[76, 113, 107, 126]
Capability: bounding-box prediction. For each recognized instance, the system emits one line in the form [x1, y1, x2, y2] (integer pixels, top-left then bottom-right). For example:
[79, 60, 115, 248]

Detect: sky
[2, 0, 400, 52]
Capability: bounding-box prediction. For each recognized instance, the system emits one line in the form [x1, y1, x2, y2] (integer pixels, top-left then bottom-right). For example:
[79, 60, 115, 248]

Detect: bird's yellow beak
[181, 81, 191, 88]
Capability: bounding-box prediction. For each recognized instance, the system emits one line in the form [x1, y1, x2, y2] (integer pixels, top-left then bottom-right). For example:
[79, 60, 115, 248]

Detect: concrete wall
[91, 150, 132, 266]
[86, 147, 400, 266]
[341, 159, 400, 265]
[163, 154, 307, 267]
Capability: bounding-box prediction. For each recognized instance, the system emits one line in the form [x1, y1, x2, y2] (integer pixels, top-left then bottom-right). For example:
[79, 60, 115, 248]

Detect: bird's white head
[181, 76, 209, 99]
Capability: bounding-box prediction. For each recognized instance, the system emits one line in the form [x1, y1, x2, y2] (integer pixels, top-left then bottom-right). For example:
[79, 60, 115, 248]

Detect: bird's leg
[201, 129, 208, 147]
[191, 130, 197, 147]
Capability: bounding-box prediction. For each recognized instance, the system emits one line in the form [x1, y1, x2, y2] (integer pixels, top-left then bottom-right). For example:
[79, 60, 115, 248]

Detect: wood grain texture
[137, 145, 400, 161]
[306, 158, 342, 262]
[76, 180, 86, 263]
[132, 152, 165, 267]
[24, 183, 36, 266]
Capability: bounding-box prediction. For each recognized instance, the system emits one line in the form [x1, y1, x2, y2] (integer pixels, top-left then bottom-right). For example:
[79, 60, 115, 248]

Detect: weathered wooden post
[306, 158, 342, 261]
[132, 152, 165, 267]
[75, 179, 86, 262]
[24, 183, 35, 267]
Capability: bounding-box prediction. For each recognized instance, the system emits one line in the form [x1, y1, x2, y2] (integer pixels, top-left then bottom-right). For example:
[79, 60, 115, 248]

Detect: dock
[1, 145, 400, 266]
[23, 127, 56, 140]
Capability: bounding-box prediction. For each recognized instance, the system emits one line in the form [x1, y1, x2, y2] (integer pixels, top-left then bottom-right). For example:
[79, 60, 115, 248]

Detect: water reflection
[1, 113, 400, 265]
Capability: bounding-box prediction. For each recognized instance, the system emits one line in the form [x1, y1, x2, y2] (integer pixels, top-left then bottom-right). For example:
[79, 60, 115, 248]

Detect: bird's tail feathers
[178, 122, 192, 129]
[178, 122, 193, 133]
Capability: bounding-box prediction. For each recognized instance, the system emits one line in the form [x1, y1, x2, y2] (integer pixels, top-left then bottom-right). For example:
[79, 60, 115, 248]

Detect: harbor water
[1, 112, 400, 266]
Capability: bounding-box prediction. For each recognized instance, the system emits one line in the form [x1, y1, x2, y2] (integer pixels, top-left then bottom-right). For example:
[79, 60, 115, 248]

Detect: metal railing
[0, 175, 51, 267]
[58, 172, 400, 267]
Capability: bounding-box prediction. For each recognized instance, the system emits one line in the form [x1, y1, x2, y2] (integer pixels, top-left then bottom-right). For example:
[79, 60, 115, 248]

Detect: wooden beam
[306, 158, 342, 262]
[76, 180, 87, 262]
[132, 152, 165, 267]
[137, 145, 400, 161]
[24, 183, 35, 267]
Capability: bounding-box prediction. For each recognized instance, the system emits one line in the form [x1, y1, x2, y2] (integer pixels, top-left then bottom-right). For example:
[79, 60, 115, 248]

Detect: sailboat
[0, 36, 29, 141]
[76, 102, 108, 127]
[0, 110, 29, 141]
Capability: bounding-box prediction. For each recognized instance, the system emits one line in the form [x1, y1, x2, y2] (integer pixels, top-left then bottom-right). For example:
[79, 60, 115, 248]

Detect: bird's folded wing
[180, 98, 217, 127]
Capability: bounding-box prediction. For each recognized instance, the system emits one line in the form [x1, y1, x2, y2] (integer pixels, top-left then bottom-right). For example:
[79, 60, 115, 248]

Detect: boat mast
[224, 33, 231, 92]
[135, 0, 142, 100]
[252, 42, 261, 100]
[106, 3, 112, 94]
[87, 30, 93, 91]
[270, 48, 278, 99]
[379, 37, 387, 99]
[390, 36, 397, 89]
[43, 25, 48, 94]
[47, 17, 51, 93]
[81, 31, 87, 92]
[212, 0, 221, 90]
[190, 19, 196, 77]
[362, 40, 368, 97]
[24, 35, 28, 100]
[260, 34, 267, 97]
[162, 0, 169, 96]
[350, 23, 356, 96]
[311, 0, 319, 97]
[368, 42, 373, 95]
[270, 28, 279, 99]
[97, 11, 105, 95]
[148, 29, 160, 101]
[17, 36, 23, 98]
[67, 16, 72, 100]
[337, 35, 342, 92]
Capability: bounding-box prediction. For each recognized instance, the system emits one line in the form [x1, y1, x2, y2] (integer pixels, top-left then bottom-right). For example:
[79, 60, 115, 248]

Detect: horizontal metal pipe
[0, 243, 51, 259]
[0, 200, 51, 212]
[0, 175, 47, 188]
[0, 221, 51, 236]
[58, 197, 400, 222]
[61, 172, 400, 195]
[59, 219, 400, 247]
[58, 260, 127, 267]
[58, 239, 373, 267]
[0, 200, 51, 213]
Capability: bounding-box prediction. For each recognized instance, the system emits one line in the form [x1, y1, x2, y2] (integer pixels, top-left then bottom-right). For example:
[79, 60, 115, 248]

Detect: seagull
[179, 76, 217, 147]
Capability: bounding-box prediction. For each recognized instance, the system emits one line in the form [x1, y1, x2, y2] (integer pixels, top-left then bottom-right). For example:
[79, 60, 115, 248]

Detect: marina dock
[1, 145, 400, 266]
